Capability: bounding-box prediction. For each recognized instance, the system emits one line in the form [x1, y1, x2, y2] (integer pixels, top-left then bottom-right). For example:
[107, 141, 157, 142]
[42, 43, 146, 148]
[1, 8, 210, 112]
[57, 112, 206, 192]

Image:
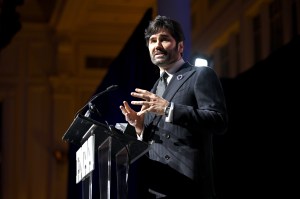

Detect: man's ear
[178, 41, 184, 54]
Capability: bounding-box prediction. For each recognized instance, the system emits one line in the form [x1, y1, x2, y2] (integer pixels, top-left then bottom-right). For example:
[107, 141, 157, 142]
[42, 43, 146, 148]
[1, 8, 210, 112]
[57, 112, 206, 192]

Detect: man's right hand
[119, 101, 144, 135]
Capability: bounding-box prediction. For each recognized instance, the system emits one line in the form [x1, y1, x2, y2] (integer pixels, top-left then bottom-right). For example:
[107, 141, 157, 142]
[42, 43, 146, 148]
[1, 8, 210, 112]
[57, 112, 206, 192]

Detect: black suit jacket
[143, 62, 228, 197]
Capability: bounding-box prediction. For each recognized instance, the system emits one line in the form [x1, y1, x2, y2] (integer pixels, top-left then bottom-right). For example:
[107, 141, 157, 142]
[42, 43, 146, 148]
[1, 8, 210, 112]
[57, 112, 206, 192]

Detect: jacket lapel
[146, 63, 195, 124]
[162, 63, 195, 101]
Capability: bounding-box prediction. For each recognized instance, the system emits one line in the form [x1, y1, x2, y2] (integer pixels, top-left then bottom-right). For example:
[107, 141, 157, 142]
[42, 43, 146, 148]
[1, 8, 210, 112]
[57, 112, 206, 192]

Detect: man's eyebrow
[154, 34, 171, 39]
[158, 33, 170, 37]
[149, 33, 172, 41]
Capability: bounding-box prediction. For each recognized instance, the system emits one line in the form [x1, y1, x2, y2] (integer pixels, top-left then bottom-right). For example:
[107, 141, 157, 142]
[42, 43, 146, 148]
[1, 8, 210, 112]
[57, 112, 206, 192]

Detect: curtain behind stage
[66, 8, 157, 199]
[215, 36, 299, 198]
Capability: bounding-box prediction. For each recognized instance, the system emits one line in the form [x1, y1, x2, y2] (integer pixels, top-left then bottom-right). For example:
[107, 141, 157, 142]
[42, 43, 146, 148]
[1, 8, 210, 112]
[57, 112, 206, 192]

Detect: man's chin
[153, 58, 166, 65]
[154, 61, 166, 66]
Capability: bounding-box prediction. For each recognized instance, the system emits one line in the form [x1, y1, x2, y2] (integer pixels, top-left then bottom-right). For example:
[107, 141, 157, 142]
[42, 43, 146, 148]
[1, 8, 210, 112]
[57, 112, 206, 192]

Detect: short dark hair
[144, 15, 185, 46]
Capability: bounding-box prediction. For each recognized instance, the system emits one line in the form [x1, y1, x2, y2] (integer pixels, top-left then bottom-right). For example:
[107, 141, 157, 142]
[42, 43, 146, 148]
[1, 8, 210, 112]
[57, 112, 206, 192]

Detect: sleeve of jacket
[172, 66, 228, 135]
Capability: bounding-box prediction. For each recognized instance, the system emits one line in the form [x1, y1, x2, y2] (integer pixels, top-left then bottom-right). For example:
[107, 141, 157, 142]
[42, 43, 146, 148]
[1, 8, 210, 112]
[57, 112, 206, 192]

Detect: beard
[151, 47, 179, 67]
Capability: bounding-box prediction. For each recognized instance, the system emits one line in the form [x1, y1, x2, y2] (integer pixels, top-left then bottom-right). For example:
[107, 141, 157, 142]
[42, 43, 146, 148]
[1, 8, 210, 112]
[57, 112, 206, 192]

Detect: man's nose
[154, 41, 163, 48]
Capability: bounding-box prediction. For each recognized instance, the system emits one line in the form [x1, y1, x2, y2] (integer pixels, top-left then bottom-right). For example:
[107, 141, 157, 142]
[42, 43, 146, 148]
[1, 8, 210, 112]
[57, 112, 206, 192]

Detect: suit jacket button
[165, 155, 170, 160]
[148, 140, 154, 145]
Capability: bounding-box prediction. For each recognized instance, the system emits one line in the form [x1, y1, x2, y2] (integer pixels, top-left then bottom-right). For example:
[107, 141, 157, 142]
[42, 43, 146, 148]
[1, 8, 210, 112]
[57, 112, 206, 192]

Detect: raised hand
[119, 101, 145, 135]
[130, 88, 169, 116]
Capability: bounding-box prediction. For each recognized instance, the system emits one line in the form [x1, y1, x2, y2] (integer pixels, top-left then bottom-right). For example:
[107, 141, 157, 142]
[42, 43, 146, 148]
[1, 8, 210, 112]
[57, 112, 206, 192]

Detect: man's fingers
[123, 101, 129, 107]
[131, 100, 148, 105]
[134, 88, 148, 93]
[119, 105, 126, 114]
[131, 89, 155, 101]
[131, 92, 148, 100]
[123, 101, 133, 112]
[137, 109, 147, 116]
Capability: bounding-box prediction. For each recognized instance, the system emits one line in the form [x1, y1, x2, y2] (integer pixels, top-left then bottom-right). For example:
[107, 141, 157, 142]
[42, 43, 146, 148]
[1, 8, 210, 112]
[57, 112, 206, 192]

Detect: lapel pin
[177, 75, 183, 80]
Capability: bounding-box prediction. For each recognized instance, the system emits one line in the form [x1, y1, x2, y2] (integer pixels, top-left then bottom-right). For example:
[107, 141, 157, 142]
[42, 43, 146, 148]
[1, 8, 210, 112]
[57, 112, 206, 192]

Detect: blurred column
[157, 0, 191, 61]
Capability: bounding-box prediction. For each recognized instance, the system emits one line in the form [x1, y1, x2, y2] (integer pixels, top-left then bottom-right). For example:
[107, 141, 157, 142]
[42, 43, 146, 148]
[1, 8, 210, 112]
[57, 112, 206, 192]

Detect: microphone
[87, 85, 118, 104]
[75, 85, 119, 117]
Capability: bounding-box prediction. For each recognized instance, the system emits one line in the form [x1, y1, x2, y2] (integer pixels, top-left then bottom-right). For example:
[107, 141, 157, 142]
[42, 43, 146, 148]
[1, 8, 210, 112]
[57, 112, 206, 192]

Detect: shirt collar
[160, 58, 185, 76]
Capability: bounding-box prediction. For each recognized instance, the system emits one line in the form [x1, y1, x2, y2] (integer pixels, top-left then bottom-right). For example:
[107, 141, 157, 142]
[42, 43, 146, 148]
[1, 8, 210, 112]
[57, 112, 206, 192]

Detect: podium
[62, 113, 149, 199]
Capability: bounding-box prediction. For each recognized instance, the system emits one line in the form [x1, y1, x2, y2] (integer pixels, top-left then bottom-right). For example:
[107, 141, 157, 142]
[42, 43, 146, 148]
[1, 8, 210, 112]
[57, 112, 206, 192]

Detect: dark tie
[156, 72, 169, 97]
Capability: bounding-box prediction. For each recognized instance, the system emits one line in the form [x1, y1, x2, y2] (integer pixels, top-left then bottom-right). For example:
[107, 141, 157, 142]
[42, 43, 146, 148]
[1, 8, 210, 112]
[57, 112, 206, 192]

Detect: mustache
[154, 49, 167, 55]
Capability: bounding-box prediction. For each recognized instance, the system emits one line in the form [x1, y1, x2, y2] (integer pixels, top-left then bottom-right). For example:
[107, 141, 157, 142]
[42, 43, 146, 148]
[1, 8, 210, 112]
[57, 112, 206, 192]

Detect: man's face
[148, 29, 183, 68]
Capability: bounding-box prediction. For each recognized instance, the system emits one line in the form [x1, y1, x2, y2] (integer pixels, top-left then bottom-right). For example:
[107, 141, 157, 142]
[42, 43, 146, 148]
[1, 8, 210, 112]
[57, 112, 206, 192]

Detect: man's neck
[159, 58, 185, 75]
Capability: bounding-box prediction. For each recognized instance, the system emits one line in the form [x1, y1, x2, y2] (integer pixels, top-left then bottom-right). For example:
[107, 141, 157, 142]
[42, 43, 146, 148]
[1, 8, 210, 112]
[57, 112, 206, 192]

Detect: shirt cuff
[165, 102, 174, 123]
[137, 131, 144, 141]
